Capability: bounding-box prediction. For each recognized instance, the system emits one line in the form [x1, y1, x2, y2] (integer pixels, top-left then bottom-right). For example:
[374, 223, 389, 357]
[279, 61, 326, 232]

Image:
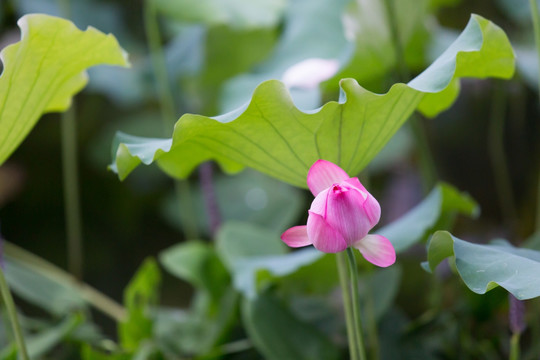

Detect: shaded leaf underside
[426, 231, 540, 300]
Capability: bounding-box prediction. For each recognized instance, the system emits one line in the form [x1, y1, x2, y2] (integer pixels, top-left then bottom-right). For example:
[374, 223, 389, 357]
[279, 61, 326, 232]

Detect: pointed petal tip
[354, 234, 396, 267]
[307, 159, 349, 196]
[281, 225, 312, 248]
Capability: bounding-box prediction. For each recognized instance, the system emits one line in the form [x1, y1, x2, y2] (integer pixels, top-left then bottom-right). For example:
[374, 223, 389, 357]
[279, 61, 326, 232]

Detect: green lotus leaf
[110, 15, 514, 188]
[425, 231, 540, 300]
[0, 14, 129, 166]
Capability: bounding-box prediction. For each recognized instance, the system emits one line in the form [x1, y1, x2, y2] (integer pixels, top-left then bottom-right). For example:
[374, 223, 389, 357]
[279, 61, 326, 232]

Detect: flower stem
[143, 0, 198, 239]
[509, 333, 520, 360]
[488, 81, 517, 232]
[383, 0, 437, 192]
[61, 105, 84, 280]
[58, 0, 83, 281]
[0, 266, 29, 360]
[336, 252, 360, 360]
[199, 162, 222, 236]
[346, 248, 367, 360]
[529, 0, 540, 233]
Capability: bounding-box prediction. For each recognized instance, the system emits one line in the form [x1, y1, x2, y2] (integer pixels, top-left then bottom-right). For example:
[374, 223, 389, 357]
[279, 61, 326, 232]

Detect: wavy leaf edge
[110, 14, 515, 185]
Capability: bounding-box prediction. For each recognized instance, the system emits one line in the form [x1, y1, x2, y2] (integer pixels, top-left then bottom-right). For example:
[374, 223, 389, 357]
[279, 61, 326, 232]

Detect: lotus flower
[281, 160, 395, 267]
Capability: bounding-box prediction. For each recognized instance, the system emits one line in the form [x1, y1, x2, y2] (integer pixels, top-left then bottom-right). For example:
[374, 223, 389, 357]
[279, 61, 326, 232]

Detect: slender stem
[0, 266, 29, 360]
[509, 333, 520, 360]
[346, 248, 367, 360]
[57, 0, 83, 280]
[143, 0, 199, 239]
[336, 252, 360, 360]
[488, 81, 518, 231]
[382, 0, 407, 81]
[530, 0, 540, 102]
[144, 0, 176, 130]
[363, 267, 379, 360]
[383, 0, 437, 192]
[530, 0, 540, 233]
[61, 105, 84, 280]
[199, 162, 222, 236]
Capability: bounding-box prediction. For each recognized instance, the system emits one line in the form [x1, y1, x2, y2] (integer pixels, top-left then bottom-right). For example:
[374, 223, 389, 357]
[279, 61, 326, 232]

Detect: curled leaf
[0, 14, 129, 165]
[425, 231, 540, 300]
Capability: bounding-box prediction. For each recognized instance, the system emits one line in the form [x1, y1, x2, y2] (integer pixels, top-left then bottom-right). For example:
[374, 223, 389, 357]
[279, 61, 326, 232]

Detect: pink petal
[307, 160, 350, 196]
[309, 187, 331, 216]
[307, 211, 347, 253]
[281, 226, 312, 248]
[362, 193, 381, 228]
[344, 177, 367, 194]
[345, 178, 381, 228]
[325, 184, 372, 246]
[353, 234, 396, 267]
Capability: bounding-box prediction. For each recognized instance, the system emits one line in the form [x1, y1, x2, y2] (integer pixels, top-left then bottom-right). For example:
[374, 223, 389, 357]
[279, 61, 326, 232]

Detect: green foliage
[0, 314, 83, 359]
[110, 15, 514, 188]
[379, 183, 479, 253]
[216, 222, 325, 298]
[119, 258, 161, 352]
[242, 293, 340, 360]
[162, 169, 304, 236]
[3, 243, 87, 316]
[157, 242, 237, 356]
[81, 344, 131, 360]
[152, 0, 286, 29]
[159, 240, 229, 302]
[0, 14, 128, 166]
[220, 0, 350, 111]
[425, 231, 540, 300]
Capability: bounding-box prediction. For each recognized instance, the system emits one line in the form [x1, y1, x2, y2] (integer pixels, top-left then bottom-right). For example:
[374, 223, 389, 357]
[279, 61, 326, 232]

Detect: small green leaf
[216, 221, 287, 267]
[242, 293, 339, 360]
[153, 289, 238, 356]
[26, 315, 82, 358]
[425, 231, 540, 300]
[159, 240, 229, 302]
[110, 15, 514, 187]
[0, 14, 129, 165]
[81, 344, 131, 360]
[119, 258, 161, 351]
[378, 182, 479, 253]
[215, 222, 325, 298]
[0, 315, 83, 359]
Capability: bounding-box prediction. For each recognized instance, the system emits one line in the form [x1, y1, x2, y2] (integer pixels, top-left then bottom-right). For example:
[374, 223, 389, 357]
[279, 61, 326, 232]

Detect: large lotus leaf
[425, 231, 540, 300]
[0, 14, 128, 166]
[110, 15, 514, 187]
[152, 0, 286, 29]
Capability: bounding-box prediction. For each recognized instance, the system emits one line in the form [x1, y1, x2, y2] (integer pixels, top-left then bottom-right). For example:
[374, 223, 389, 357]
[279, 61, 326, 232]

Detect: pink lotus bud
[281, 160, 396, 267]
